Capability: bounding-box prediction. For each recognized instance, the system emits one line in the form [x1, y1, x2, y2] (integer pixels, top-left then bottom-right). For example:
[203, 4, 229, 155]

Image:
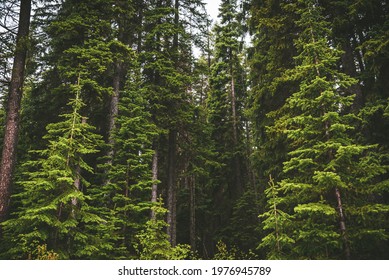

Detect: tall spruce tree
[265, 0, 388, 259]
[206, 0, 248, 248]
[247, 0, 298, 189]
[259, 176, 294, 259]
[91, 63, 159, 258]
[1, 77, 104, 259]
[140, 0, 207, 246]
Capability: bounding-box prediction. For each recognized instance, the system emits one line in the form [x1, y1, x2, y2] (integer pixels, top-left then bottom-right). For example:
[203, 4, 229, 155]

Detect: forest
[0, 0, 388, 260]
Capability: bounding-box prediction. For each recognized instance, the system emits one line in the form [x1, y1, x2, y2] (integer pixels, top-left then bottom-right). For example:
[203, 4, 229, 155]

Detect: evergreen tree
[140, 0, 207, 246]
[206, 0, 248, 250]
[91, 64, 159, 258]
[135, 198, 190, 260]
[266, 0, 389, 259]
[1, 78, 104, 259]
[259, 176, 294, 259]
[0, 1, 17, 96]
[0, 0, 387, 261]
[247, 0, 298, 188]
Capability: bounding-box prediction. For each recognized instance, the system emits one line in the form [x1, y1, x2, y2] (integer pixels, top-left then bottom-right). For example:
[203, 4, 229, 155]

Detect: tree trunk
[166, 129, 177, 246]
[341, 39, 363, 112]
[105, 0, 127, 183]
[71, 117, 86, 213]
[335, 187, 351, 259]
[166, 0, 180, 247]
[150, 146, 159, 219]
[0, 0, 31, 222]
[230, 66, 242, 196]
[106, 61, 121, 162]
[189, 175, 196, 251]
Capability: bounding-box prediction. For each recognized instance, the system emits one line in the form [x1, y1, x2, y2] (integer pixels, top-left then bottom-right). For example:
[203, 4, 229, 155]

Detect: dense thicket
[0, 0, 387, 259]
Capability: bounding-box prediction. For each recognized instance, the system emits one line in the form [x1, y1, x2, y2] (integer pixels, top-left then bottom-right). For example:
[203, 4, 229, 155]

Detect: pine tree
[91, 64, 159, 258]
[206, 0, 248, 249]
[266, 0, 389, 259]
[135, 198, 190, 260]
[140, 0, 207, 246]
[247, 0, 299, 189]
[259, 176, 294, 259]
[1, 77, 104, 259]
[0, 1, 17, 96]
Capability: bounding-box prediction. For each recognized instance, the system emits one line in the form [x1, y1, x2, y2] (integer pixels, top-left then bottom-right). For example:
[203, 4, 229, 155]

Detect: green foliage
[261, 0, 389, 259]
[27, 242, 59, 260]
[247, 0, 298, 185]
[213, 240, 237, 260]
[1, 81, 104, 259]
[91, 64, 159, 258]
[259, 176, 295, 259]
[228, 187, 262, 254]
[213, 240, 256, 260]
[135, 199, 190, 260]
[0, 0, 387, 261]
[206, 0, 248, 247]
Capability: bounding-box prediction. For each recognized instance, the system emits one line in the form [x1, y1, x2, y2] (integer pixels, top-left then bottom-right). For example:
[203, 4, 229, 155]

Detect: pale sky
[205, 0, 221, 23]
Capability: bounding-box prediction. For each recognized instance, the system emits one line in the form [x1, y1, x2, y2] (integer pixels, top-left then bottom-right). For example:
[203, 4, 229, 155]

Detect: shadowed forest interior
[0, 0, 388, 260]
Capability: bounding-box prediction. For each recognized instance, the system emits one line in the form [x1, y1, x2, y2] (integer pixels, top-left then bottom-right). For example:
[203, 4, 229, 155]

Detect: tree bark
[166, 129, 177, 246]
[189, 175, 196, 251]
[230, 65, 243, 196]
[341, 39, 363, 112]
[0, 0, 31, 222]
[106, 60, 121, 163]
[105, 0, 127, 184]
[150, 146, 159, 219]
[335, 187, 351, 259]
[166, 0, 179, 247]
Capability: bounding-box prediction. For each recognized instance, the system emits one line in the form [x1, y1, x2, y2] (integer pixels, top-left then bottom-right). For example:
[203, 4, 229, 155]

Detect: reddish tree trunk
[0, 0, 31, 222]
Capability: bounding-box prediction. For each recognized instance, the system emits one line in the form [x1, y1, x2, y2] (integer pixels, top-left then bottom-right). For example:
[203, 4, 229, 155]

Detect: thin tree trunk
[272, 189, 280, 252]
[71, 117, 86, 213]
[341, 39, 363, 112]
[230, 66, 242, 196]
[335, 187, 351, 259]
[105, 0, 127, 184]
[189, 175, 196, 251]
[166, 129, 177, 246]
[166, 0, 180, 247]
[105, 61, 122, 173]
[151, 147, 159, 219]
[325, 119, 351, 259]
[0, 0, 31, 222]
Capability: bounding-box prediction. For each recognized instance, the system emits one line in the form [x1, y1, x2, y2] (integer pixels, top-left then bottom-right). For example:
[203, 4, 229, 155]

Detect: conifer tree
[91, 64, 159, 258]
[140, 0, 207, 246]
[0, 1, 17, 96]
[1, 77, 104, 259]
[259, 176, 294, 259]
[266, 0, 389, 259]
[206, 0, 248, 246]
[247, 0, 298, 188]
[135, 198, 190, 260]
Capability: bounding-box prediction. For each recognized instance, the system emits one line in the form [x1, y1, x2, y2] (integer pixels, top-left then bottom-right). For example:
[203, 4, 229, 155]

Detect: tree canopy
[0, 0, 387, 260]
